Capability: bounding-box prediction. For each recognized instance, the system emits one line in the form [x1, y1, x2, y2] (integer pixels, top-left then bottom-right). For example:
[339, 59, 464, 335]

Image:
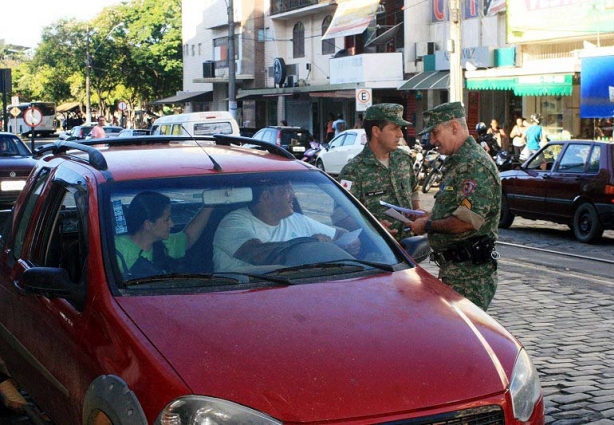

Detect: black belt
[430, 235, 499, 266]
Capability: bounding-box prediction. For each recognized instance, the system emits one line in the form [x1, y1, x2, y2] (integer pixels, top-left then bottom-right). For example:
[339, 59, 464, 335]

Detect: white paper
[335, 229, 362, 248]
[379, 200, 425, 216]
[383, 208, 411, 224]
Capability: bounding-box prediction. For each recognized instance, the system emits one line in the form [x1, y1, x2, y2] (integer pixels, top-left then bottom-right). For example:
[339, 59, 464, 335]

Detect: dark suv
[252, 126, 315, 158]
[499, 139, 614, 243]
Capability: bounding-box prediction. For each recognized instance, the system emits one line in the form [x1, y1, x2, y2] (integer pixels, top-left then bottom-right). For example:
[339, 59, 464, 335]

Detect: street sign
[9, 107, 20, 118]
[23, 106, 43, 128]
[355, 88, 372, 112]
[117, 100, 128, 111]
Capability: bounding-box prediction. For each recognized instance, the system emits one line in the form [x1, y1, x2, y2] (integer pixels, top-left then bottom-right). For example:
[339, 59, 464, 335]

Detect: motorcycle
[494, 149, 521, 172]
[422, 151, 446, 193]
[301, 140, 324, 165]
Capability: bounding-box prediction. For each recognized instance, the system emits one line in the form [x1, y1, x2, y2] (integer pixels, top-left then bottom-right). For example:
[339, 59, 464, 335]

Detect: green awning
[465, 73, 574, 96]
[466, 77, 515, 90]
[398, 71, 449, 91]
[513, 74, 574, 96]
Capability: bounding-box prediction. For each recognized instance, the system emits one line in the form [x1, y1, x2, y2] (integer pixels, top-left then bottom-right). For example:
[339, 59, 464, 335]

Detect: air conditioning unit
[285, 75, 297, 88]
[415, 42, 435, 57]
[202, 61, 215, 78]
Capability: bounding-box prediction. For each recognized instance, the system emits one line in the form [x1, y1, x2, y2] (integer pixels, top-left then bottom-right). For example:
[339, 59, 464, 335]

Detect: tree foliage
[7, 0, 182, 115]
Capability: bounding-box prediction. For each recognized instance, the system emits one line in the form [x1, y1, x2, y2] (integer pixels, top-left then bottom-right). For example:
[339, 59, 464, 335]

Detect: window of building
[191, 45, 195, 56]
[198, 43, 202, 55]
[322, 16, 335, 55]
[293, 22, 305, 58]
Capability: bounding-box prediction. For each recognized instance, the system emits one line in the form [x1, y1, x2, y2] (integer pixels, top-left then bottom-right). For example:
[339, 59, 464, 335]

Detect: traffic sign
[355, 88, 372, 112]
[9, 107, 20, 118]
[23, 107, 43, 128]
[117, 101, 128, 111]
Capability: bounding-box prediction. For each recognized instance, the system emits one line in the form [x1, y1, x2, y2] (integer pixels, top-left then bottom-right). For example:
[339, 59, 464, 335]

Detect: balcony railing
[271, 0, 326, 15]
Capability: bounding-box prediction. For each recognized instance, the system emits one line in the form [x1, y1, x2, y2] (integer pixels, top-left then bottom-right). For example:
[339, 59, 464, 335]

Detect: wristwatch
[425, 219, 434, 234]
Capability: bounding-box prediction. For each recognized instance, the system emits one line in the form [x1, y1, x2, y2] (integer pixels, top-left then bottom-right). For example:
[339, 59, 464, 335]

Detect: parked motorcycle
[494, 149, 521, 172]
[422, 151, 446, 193]
[301, 140, 324, 165]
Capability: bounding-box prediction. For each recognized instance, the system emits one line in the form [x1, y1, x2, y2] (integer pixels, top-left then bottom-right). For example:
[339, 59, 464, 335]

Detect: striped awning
[397, 71, 449, 91]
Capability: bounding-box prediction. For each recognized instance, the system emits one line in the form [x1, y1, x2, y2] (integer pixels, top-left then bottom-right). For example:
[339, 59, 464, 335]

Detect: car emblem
[9, 171, 16, 178]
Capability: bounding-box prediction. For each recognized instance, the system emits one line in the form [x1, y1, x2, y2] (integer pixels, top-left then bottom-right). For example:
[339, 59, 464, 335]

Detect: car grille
[381, 406, 504, 425]
[0, 170, 31, 178]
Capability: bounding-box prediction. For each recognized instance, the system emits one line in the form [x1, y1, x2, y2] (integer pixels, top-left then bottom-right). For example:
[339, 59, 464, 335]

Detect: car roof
[34, 136, 304, 182]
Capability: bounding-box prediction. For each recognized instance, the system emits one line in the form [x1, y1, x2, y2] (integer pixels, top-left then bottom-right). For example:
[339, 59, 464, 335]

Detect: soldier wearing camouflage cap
[410, 101, 501, 311]
[336, 103, 422, 242]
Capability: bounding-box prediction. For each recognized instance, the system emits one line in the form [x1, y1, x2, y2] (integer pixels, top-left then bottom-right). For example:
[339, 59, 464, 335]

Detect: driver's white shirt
[213, 207, 335, 272]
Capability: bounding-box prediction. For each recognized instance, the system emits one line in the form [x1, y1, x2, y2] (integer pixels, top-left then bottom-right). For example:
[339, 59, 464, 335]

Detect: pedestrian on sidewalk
[410, 102, 501, 311]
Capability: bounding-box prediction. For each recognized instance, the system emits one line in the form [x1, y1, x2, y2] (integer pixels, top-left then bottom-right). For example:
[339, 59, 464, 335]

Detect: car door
[323, 133, 348, 173]
[506, 143, 564, 217]
[545, 143, 598, 221]
[0, 169, 90, 423]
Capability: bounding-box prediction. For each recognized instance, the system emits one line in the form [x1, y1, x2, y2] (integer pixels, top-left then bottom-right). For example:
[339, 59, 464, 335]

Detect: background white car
[316, 129, 367, 175]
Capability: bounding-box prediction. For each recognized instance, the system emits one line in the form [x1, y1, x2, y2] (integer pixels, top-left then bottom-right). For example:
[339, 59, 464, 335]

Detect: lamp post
[85, 24, 123, 123]
[227, 0, 237, 119]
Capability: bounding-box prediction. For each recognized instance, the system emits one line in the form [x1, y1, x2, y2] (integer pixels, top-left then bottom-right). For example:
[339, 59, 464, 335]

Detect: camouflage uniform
[338, 143, 418, 241]
[419, 102, 501, 310]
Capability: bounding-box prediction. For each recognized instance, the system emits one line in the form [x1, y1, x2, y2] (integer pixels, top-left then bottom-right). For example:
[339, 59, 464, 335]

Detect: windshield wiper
[123, 272, 292, 287]
[267, 258, 395, 276]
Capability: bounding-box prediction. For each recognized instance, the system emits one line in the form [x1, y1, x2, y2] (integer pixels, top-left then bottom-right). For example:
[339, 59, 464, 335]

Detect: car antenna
[181, 125, 222, 171]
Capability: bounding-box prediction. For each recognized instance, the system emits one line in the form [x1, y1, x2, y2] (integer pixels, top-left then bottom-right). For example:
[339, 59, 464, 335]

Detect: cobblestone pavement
[419, 190, 614, 424]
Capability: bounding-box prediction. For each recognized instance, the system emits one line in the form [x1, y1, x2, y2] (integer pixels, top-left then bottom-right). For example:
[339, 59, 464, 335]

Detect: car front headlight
[509, 348, 542, 421]
[156, 395, 282, 425]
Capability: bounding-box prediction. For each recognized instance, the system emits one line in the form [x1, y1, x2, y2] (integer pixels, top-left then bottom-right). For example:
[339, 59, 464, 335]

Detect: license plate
[1, 180, 26, 192]
[292, 146, 305, 152]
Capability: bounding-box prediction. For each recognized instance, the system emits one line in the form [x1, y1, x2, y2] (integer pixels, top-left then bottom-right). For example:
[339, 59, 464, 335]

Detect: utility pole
[448, 0, 463, 103]
[228, 0, 237, 119]
[86, 29, 92, 123]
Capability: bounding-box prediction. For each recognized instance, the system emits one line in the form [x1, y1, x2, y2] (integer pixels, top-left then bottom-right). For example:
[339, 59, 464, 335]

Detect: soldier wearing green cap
[410, 102, 501, 311]
[336, 103, 422, 242]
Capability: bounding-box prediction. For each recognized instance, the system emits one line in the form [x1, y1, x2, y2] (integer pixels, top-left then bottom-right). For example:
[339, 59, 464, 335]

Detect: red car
[0, 135, 544, 424]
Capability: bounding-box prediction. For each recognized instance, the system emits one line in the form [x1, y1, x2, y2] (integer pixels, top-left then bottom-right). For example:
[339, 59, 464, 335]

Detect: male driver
[409, 102, 501, 311]
[212, 181, 357, 272]
[337, 103, 421, 242]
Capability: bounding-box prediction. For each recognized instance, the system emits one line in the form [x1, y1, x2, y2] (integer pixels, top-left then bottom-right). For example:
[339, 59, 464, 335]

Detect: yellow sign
[9, 107, 20, 118]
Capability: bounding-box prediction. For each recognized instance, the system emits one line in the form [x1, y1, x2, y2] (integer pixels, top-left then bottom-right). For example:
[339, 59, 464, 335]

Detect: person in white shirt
[213, 181, 356, 272]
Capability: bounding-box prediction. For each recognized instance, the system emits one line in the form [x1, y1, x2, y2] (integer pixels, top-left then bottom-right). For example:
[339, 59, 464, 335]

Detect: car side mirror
[400, 235, 430, 264]
[22, 267, 86, 309]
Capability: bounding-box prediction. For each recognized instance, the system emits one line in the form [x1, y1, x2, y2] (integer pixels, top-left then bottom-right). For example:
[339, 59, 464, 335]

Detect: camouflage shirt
[429, 136, 501, 251]
[338, 143, 418, 241]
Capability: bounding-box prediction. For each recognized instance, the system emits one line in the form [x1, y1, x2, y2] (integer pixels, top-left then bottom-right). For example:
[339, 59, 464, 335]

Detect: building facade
[181, 0, 614, 142]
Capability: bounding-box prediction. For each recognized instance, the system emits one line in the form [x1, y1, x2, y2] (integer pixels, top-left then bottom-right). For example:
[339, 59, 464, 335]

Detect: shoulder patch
[461, 197, 472, 210]
[340, 179, 353, 190]
[461, 179, 477, 195]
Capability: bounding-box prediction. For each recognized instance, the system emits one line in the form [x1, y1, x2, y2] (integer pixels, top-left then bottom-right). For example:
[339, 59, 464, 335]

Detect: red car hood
[117, 269, 519, 422]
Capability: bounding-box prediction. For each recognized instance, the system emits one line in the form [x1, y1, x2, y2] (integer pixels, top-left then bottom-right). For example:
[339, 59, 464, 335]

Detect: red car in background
[0, 135, 543, 424]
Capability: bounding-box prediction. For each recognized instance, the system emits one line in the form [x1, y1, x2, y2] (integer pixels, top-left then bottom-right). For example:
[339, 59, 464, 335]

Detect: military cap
[417, 101, 466, 135]
[364, 103, 412, 126]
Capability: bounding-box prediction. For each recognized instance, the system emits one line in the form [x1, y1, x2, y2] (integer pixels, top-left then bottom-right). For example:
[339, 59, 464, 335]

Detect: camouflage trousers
[438, 260, 498, 311]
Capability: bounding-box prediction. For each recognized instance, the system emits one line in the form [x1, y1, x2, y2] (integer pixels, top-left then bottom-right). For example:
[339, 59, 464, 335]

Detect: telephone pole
[228, 0, 237, 119]
[448, 0, 463, 103]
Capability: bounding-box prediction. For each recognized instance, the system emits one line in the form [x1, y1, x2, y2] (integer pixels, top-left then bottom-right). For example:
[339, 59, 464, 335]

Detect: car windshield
[102, 171, 408, 294]
[0, 135, 31, 156]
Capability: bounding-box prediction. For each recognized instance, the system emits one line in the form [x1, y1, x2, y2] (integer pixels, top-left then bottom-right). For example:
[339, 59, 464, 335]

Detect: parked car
[117, 128, 151, 137]
[252, 126, 315, 158]
[239, 127, 261, 138]
[315, 129, 367, 175]
[499, 139, 614, 243]
[0, 132, 37, 207]
[0, 135, 544, 424]
[64, 124, 124, 140]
